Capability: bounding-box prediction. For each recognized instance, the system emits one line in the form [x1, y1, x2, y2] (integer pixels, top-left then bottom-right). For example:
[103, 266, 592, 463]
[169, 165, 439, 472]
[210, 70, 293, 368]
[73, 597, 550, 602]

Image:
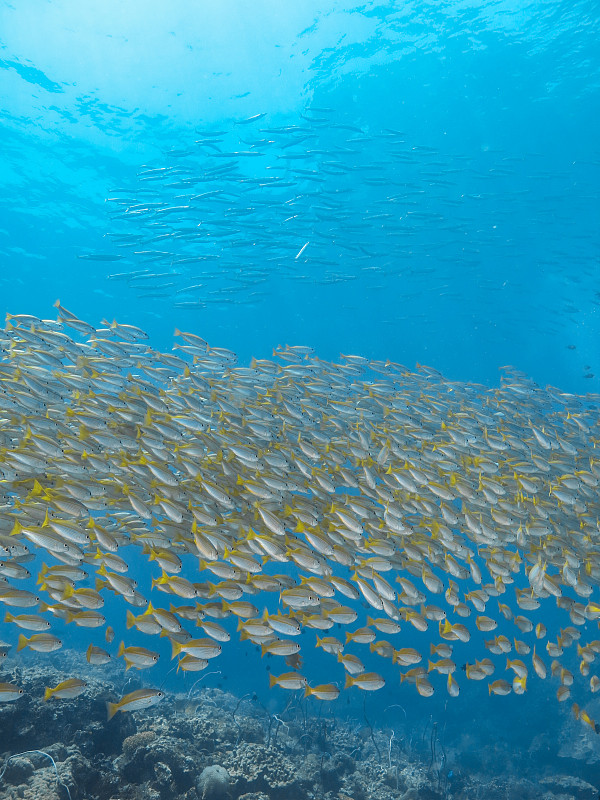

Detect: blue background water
[1, 0, 599, 762]
[1, 0, 599, 394]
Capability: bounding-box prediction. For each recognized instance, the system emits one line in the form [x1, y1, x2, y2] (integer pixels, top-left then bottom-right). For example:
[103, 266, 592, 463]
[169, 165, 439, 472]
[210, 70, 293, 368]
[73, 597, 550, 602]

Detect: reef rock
[539, 774, 598, 800]
[197, 764, 231, 799]
[224, 743, 309, 799]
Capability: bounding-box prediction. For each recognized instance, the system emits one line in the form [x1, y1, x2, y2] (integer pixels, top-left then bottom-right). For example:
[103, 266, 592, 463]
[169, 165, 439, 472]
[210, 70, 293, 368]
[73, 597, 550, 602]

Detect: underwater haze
[1, 2, 600, 799]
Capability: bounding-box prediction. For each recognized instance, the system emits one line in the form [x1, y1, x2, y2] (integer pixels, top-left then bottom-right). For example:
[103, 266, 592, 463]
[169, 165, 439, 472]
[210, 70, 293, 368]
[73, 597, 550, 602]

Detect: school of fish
[100, 110, 476, 306]
[91, 108, 598, 377]
[0, 302, 600, 730]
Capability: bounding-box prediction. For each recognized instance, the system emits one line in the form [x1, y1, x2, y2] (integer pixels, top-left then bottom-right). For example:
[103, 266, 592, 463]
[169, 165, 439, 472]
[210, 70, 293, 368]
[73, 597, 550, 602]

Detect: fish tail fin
[17, 634, 28, 652]
[304, 686, 312, 697]
[269, 675, 277, 688]
[344, 675, 353, 689]
[106, 701, 119, 721]
[43, 687, 53, 702]
[62, 583, 74, 599]
[4, 611, 13, 623]
[117, 641, 125, 658]
[171, 640, 183, 660]
[143, 602, 154, 616]
[126, 610, 136, 630]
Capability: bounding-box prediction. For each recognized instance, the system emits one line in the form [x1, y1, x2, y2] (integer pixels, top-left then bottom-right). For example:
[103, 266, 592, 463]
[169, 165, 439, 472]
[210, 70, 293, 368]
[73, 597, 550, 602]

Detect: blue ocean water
[1, 1, 600, 794]
[1, 1, 599, 394]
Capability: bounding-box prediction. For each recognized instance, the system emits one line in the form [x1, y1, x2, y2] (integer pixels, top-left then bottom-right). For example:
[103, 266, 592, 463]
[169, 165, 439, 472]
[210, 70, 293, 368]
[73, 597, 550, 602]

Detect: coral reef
[0, 658, 598, 800]
[197, 765, 231, 799]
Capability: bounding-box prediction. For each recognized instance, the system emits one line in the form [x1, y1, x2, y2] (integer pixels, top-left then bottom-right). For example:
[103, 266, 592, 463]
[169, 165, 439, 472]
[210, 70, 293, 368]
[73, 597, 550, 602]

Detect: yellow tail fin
[171, 640, 183, 660]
